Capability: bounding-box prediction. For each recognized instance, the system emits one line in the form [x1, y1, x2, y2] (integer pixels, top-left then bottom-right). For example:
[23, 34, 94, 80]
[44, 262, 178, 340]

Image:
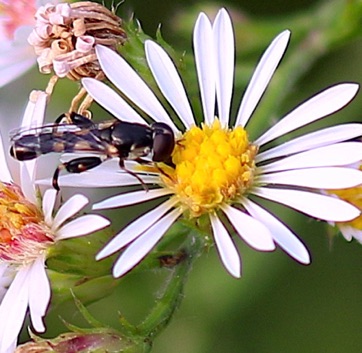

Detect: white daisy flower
[0, 92, 110, 353]
[0, 1, 60, 87]
[72, 9, 362, 279]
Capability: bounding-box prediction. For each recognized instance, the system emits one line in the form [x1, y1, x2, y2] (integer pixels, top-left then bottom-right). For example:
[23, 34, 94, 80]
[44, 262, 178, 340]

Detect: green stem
[136, 232, 202, 339]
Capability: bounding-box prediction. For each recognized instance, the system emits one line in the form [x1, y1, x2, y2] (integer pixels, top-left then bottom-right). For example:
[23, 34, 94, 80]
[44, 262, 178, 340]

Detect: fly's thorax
[110, 121, 154, 159]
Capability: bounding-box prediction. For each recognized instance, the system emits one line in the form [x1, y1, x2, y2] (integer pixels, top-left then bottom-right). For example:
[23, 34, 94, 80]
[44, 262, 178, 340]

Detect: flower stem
[136, 231, 202, 339]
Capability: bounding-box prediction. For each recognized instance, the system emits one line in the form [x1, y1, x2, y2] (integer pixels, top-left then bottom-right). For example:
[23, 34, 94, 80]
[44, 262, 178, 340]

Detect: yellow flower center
[159, 120, 257, 218]
[329, 179, 362, 230]
[0, 182, 53, 265]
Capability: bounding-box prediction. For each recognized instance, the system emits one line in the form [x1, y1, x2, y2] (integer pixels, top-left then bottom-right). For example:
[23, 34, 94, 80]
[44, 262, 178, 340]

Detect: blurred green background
[1, 0, 361, 352]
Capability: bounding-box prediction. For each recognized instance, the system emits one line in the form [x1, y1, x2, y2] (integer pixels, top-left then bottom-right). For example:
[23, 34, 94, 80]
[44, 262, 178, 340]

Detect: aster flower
[326, 162, 362, 243]
[63, 9, 362, 279]
[0, 1, 59, 87]
[0, 92, 110, 353]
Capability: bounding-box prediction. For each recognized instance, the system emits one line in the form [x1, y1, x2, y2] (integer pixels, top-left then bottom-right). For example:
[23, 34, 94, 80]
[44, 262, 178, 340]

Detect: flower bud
[16, 331, 150, 353]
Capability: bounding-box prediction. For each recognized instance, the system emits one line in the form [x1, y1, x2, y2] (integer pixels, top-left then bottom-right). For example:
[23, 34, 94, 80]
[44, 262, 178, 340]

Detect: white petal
[112, 208, 182, 277]
[52, 194, 88, 230]
[0, 50, 34, 88]
[0, 133, 12, 183]
[213, 8, 234, 126]
[81, 78, 147, 124]
[235, 30, 290, 127]
[0, 264, 13, 295]
[221, 204, 275, 250]
[257, 123, 362, 162]
[20, 164, 36, 203]
[95, 45, 178, 132]
[96, 198, 177, 260]
[210, 213, 241, 278]
[193, 12, 216, 125]
[21, 91, 47, 128]
[1, 340, 15, 353]
[259, 142, 362, 173]
[240, 197, 310, 264]
[93, 188, 172, 210]
[28, 257, 50, 332]
[252, 187, 360, 221]
[0, 266, 30, 353]
[145, 41, 194, 128]
[339, 225, 362, 243]
[338, 224, 353, 241]
[38, 170, 160, 188]
[255, 83, 359, 145]
[56, 214, 110, 240]
[256, 167, 362, 189]
[42, 189, 57, 225]
[20, 91, 48, 198]
[20, 93, 37, 128]
[0, 264, 8, 282]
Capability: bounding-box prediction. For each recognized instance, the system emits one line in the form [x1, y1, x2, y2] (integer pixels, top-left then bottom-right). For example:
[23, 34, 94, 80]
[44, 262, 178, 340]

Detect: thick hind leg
[52, 156, 103, 190]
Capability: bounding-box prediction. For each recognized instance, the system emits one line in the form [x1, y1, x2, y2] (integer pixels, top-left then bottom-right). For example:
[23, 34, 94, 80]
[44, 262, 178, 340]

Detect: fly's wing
[10, 123, 109, 161]
[9, 117, 117, 141]
[10, 123, 81, 141]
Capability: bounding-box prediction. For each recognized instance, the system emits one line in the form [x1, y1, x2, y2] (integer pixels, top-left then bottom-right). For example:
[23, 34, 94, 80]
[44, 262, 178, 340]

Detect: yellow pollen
[329, 177, 362, 230]
[0, 183, 41, 232]
[0, 182, 52, 264]
[160, 120, 257, 218]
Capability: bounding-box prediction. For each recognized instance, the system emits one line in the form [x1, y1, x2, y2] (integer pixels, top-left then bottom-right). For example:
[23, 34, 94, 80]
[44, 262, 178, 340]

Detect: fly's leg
[68, 112, 95, 128]
[52, 156, 103, 190]
[55, 112, 95, 128]
[119, 159, 149, 192]
[54, 113, 68, 124]
[133, 157, 173, 183]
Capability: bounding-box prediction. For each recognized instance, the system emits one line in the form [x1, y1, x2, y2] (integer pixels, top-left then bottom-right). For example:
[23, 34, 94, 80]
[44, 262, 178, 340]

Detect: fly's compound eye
[10, 145, 38, 161]
[151, 122, 175, 163]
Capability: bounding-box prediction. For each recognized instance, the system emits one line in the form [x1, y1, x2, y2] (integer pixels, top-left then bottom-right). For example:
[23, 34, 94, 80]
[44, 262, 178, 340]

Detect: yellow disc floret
[0, 182, 53, 265]
[329, 181, 362, 230]
[160, 120, 257, 218]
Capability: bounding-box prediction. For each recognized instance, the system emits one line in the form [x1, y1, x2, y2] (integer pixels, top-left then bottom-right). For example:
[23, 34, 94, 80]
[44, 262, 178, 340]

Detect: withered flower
[28, 1, 126, 81]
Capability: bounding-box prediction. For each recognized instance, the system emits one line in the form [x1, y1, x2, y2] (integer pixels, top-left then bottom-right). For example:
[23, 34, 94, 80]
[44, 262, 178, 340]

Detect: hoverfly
[10, 112, 175, 190]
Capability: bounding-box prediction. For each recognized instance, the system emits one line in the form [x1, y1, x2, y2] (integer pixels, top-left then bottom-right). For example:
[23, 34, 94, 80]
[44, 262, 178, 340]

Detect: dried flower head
[28, 1, 127, 80]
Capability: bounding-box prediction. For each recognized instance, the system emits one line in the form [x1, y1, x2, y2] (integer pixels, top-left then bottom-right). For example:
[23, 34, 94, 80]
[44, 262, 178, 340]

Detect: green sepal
[46, 228, 115, 277]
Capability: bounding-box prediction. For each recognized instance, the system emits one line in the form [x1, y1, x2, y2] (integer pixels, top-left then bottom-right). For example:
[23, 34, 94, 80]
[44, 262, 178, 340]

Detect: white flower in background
[0, 92, 110, 353]
[0, 1, 59, 87]
[62, 9, 362, 278]
[326, 162, 362, 243]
